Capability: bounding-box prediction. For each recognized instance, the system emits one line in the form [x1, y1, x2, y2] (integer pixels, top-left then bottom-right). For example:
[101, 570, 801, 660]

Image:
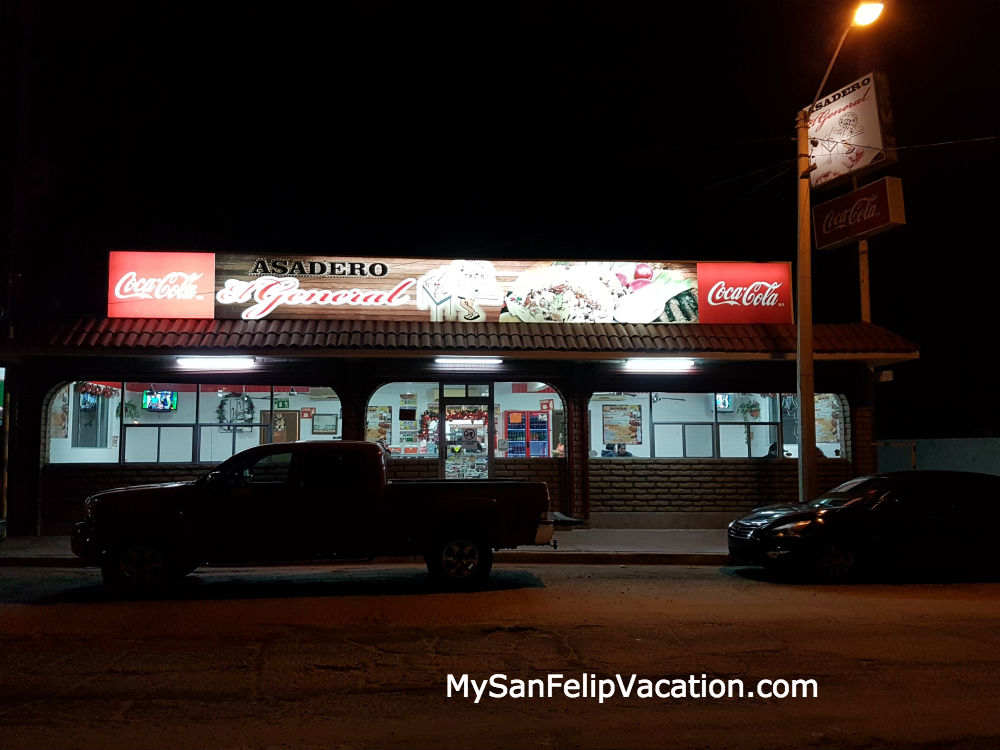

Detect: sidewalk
[0, 528, 732, 567]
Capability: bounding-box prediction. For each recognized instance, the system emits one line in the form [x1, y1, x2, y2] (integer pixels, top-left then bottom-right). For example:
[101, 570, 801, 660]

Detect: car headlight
[770, 520, 814, 537]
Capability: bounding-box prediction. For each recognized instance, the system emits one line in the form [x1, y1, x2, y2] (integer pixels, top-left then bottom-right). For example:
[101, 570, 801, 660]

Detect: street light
[795, 2, 883, 503]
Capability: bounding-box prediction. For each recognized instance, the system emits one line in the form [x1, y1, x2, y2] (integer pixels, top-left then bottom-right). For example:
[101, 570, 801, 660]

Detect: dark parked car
[727, 471, 1000, 582]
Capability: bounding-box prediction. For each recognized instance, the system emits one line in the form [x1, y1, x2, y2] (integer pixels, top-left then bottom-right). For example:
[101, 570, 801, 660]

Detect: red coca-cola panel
[696, 262, 793, 324]
[108, 252, 216, 318]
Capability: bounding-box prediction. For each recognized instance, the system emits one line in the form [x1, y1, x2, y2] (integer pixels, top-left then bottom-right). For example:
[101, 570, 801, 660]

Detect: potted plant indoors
[737, 399, 761, 420]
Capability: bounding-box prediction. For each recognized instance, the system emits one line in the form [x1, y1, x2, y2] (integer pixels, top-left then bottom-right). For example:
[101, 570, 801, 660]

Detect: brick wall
[39, 456, 850, 534]
[588, 459, 853, 515]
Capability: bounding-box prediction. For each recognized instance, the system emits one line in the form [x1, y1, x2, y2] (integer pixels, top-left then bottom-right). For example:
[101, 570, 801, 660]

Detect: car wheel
[102, 542, 170, 589]
[426, 535, 493, 586]
[815, 542, 857, 583]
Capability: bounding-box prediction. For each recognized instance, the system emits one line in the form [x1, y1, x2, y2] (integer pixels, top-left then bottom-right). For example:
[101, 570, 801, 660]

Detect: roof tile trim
[13, 317, 919, 358]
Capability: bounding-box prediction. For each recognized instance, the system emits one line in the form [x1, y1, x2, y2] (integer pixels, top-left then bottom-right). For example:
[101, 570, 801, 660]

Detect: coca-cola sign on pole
[108, 251, 216, 318]
[696, 262, 793, 325]
[812, 176, 906, 250]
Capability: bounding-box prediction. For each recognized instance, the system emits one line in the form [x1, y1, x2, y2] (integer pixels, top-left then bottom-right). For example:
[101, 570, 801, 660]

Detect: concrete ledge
[496, 551, 730, 566]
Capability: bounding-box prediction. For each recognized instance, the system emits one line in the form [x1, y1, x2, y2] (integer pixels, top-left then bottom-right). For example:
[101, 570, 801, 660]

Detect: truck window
[243, 452, 292, 484]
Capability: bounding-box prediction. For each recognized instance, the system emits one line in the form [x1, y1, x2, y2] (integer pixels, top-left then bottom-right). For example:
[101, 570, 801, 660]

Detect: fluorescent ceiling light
[177, 356, 256, 371]
[624, 358, 696, 372]
[434, 357, 503, 366]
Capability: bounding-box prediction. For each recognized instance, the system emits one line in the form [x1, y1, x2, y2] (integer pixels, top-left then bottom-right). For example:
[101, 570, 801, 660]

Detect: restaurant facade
[0, 251, 919, 536]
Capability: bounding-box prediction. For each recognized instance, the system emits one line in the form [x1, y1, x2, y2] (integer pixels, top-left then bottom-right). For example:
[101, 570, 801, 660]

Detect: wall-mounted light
[623, 358, 696, 372]
[177, 356, 256, 371]
[434, 357, 503, 368]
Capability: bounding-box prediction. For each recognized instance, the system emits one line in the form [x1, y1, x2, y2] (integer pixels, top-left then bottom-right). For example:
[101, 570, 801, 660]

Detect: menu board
[815, 394, 842, 444]
[398, 393, 419, 445]
[602, 404, 642, 445]
[366, 405, 392, 443]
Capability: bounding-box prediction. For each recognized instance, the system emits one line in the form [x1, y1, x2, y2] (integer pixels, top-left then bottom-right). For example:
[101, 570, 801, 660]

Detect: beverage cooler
[502, 410, 550, 457]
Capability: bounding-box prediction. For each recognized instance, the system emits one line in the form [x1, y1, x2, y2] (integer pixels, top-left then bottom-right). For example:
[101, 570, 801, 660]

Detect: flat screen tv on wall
[142, 390, 178, 411]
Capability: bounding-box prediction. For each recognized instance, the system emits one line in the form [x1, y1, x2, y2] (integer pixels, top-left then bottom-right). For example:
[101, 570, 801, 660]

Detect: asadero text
[250, 259, 389, 277]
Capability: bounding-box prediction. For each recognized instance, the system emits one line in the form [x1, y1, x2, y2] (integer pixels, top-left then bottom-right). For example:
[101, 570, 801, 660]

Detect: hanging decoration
[217, 393, 256, 430]
[74, 382, 121, 399]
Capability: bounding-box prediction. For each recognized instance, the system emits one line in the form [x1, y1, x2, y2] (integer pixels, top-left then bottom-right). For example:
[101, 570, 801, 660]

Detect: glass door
[439, 384, 493, 480]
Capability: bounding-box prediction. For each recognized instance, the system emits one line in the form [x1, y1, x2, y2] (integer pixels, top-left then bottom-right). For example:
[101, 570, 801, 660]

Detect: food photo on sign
[498, 261, 697, 324]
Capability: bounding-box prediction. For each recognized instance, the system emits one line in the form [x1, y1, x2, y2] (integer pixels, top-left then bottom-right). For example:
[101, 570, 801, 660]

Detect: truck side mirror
[205, 470, 237, 487]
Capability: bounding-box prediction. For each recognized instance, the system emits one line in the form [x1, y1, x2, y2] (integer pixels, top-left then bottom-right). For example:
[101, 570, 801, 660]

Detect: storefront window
[367, 381, 566, 461]
[71, 384, 115, 448]
[590, 393, 650, 457]
[779, 393, 845, 458]
[589, 392, 844, 459]
[368, 382, 439, 457]
[46, 382, 340, 464]
[48, 382, 120, 463]
[494, 382, 564, 458]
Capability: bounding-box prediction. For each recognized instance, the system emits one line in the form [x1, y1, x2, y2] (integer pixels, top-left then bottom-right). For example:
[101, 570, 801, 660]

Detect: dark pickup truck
[72, 440, 555, 589]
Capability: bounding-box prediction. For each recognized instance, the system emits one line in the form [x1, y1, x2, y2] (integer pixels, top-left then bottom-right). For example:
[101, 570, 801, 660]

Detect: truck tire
[101, 541, 173, 590]
[425, 534, 494, 586]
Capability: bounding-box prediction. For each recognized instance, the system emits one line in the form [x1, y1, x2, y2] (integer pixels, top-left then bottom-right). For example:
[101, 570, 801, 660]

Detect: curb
[0, 556, 89, 568]
[495, 551, 730, 566]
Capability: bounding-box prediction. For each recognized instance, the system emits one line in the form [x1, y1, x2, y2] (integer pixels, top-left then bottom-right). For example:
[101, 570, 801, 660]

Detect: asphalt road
[1, 562, 999, 749]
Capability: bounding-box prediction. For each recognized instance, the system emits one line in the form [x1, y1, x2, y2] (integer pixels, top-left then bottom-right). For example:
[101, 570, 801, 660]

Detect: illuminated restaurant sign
[108, 252, 793, 325]
[107, 251, 216, 318]
[808, 72, 895, 189]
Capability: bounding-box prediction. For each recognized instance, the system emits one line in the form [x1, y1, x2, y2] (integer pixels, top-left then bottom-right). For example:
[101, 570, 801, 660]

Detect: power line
[703, 134, 998, 193]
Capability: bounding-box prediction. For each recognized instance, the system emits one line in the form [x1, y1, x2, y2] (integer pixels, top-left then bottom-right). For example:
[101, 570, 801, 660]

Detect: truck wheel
[102, 542, 170, 590]
[426, 535, 493, 586]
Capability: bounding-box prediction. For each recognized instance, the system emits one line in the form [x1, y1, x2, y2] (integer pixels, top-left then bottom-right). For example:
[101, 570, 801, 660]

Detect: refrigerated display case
[503, 410, 550, 457]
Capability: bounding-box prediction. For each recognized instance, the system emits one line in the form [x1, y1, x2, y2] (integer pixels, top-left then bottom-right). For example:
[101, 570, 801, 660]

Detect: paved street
[1, 562, 999, 749]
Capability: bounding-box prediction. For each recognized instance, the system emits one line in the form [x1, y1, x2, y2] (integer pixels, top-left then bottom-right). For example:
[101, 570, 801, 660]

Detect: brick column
[562, 387, 590, 519]
[852, 405, 876, 475]
[334, 380, 370, 442]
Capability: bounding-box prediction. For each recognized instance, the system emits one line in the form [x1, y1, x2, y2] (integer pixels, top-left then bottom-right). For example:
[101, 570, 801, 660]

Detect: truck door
[297, 446, 374, 555]
[198, 447, 305, 561]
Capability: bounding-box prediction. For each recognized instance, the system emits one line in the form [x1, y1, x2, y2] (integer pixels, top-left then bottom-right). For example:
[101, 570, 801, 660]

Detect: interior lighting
[624, 358, 696, 372]
[434, 357, 503, 367]
[177, 356, 256, 371]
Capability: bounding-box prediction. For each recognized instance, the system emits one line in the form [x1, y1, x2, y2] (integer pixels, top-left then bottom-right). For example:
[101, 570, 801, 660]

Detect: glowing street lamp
[795, 2, 883, 503]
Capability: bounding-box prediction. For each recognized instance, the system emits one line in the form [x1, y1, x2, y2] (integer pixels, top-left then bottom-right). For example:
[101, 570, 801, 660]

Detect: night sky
[7, 1, 998, 438]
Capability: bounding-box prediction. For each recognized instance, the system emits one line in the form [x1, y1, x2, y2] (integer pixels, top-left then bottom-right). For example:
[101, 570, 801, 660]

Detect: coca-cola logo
[706, 280, 782, 308]
[114, 271, 204, 301]
[696, 262, 792, 324]
[107, 251, 216, 318]
[820, 195, 880, 234]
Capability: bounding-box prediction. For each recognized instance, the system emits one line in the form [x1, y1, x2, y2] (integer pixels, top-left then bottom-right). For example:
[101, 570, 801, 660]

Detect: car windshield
[808, 477, 891, 509]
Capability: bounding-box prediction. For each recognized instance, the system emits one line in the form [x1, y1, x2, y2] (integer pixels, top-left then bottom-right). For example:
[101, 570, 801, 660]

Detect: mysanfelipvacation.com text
[447, 673, 819, 704]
